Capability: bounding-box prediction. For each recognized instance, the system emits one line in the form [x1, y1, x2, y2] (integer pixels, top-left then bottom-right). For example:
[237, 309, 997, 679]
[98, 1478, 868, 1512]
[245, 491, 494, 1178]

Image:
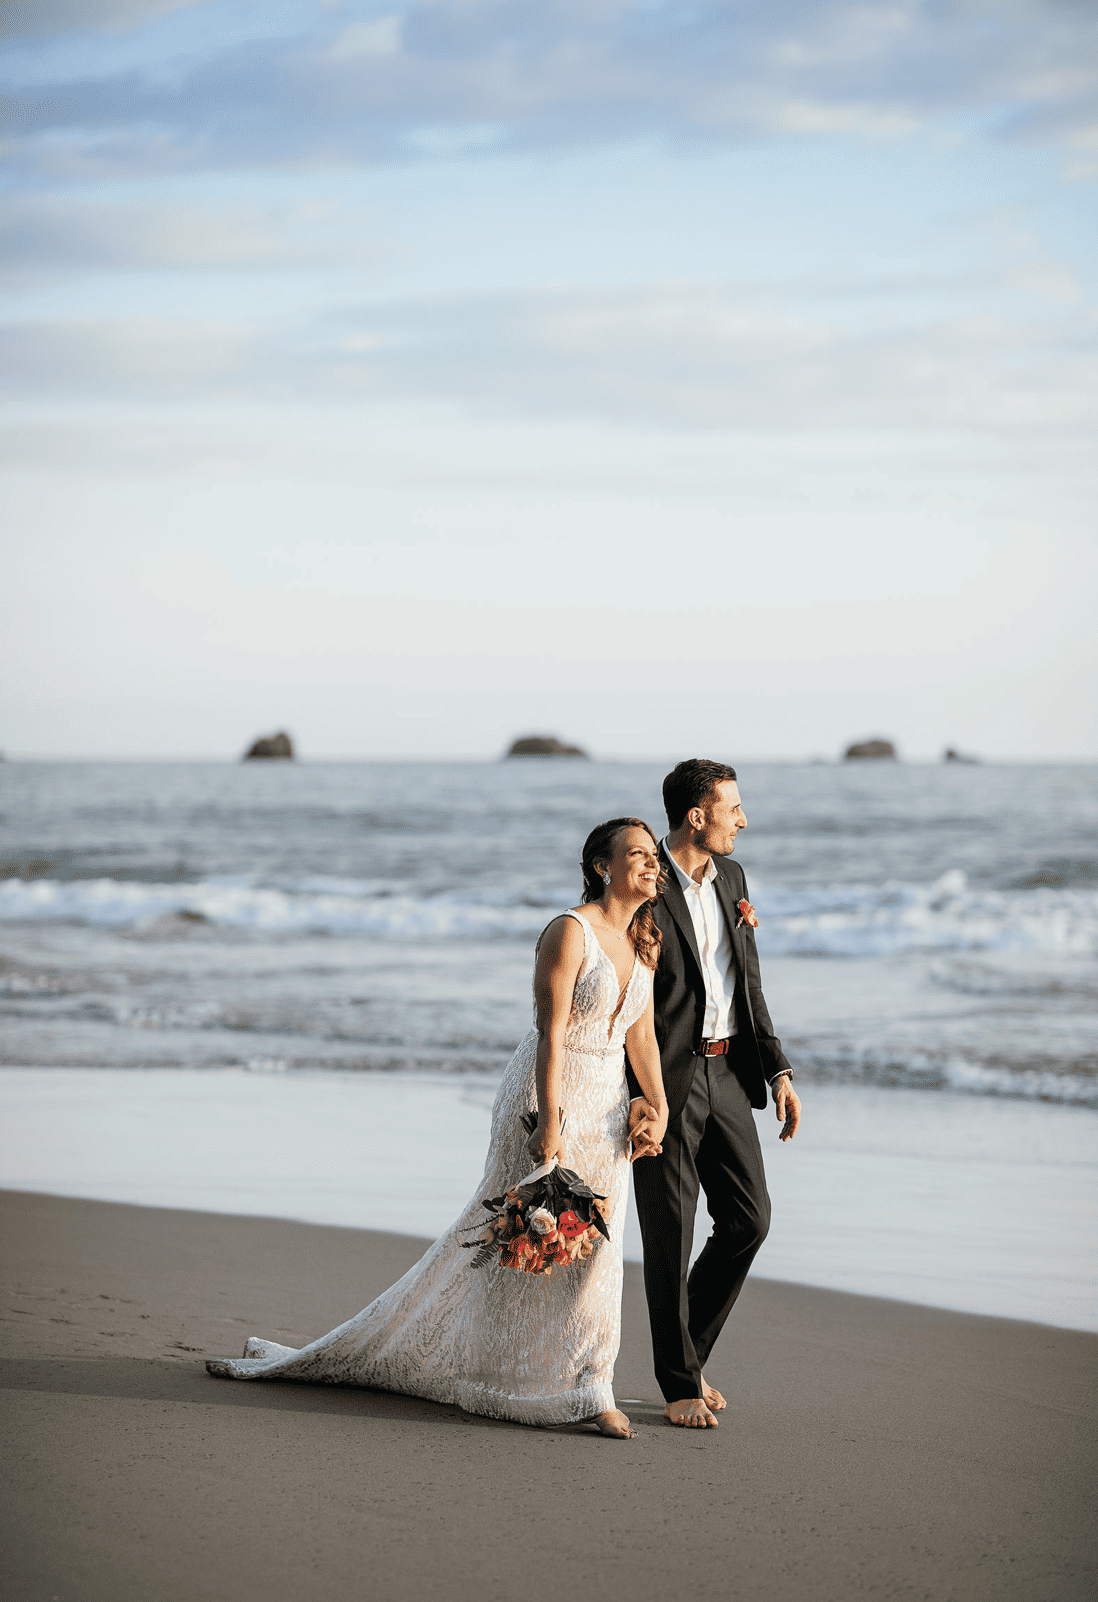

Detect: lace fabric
[206, 910, 652, 1426]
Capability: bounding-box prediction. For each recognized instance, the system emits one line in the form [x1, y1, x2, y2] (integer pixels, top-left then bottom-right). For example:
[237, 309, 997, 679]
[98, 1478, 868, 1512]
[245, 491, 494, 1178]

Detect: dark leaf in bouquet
[554, 1167, 597, 1197]
[511, 1181, 543, 1208]
[549, 1178, 586, 1220]
[464, 1241, 498, 1269]
[552, 1170, 606, 1206]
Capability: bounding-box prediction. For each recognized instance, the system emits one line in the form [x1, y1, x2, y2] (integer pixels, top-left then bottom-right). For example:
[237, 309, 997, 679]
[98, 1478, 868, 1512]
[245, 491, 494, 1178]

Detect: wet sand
[2, 1189, 1095, 1602]
[5, 1068, 1095, 1330]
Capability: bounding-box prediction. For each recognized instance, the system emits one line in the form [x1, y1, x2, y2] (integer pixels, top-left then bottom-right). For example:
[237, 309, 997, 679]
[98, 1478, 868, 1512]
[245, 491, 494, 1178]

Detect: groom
[627, 758, 801, 1428]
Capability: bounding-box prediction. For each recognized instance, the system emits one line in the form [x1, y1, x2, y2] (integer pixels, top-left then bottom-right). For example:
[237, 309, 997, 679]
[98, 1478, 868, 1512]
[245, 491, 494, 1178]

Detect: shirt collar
[662, 836, 717, 892]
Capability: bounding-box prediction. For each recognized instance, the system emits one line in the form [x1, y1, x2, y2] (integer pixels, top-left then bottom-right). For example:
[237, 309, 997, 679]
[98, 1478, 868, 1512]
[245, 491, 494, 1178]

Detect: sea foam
[2, 869, 1096, 956]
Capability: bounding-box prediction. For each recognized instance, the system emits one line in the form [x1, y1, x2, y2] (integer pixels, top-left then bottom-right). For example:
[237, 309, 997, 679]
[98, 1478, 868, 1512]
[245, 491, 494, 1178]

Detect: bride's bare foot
[595, 1408, 637, 1438]
[664, 1398, 719, 1428]
[701, 1374, 726, 1411]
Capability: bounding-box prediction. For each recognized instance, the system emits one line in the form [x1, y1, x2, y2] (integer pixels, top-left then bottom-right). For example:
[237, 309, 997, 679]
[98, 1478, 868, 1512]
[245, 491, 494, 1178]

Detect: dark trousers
[632, 1047, 771, 1402]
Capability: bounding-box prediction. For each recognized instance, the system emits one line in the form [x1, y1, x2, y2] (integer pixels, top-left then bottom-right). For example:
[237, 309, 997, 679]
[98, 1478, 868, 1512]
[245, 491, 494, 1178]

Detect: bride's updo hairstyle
[580, 817, 664, 970]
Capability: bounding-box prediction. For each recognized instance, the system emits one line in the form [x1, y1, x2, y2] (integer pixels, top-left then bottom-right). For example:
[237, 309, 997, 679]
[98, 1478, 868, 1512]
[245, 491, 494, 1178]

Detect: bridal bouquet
[462, 1113, 609, 1277]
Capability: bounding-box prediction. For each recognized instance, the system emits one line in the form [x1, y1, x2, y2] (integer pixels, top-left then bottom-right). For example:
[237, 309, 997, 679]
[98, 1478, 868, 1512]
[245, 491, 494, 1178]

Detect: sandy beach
[2, 1189, 1095, 1602]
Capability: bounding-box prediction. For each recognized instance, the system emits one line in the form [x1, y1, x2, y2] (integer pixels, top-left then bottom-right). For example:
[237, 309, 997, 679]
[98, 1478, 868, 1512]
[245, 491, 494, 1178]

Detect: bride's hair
[580, 817, 664, 970]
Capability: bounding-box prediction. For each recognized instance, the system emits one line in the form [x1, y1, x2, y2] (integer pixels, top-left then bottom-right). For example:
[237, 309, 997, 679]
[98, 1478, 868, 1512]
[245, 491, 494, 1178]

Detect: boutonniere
[736, 899, 759, 929]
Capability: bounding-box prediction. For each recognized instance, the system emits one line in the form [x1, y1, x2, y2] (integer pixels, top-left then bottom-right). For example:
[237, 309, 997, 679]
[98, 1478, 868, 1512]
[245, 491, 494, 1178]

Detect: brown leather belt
[701, 1037, 734, 1057]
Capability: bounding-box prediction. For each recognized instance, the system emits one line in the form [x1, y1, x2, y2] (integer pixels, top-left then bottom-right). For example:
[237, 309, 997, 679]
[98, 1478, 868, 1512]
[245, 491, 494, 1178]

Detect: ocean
[2, 758, 1096, 1330]
[3, 758, 1096, 1099]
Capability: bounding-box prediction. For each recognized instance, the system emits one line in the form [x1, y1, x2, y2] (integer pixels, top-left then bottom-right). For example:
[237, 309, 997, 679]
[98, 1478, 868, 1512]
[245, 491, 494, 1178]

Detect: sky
[1, 0, 1095, 761]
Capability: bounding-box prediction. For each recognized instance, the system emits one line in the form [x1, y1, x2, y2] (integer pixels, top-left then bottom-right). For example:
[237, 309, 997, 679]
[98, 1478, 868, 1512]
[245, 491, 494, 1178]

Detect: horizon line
[2, 752, 1095, 766]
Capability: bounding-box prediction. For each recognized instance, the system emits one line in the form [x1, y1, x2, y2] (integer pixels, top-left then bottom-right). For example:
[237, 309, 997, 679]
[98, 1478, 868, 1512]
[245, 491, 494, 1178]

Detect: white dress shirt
[662, 838, 737, 1040]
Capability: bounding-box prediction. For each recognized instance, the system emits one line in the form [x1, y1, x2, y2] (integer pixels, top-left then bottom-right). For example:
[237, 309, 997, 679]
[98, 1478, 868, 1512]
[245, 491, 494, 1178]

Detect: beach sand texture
[2, 1190, 1095, 1602]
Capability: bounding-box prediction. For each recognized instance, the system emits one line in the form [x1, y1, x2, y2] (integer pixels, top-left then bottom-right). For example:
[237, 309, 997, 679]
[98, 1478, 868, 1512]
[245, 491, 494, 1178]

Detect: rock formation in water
[243, 732, 294, 760]
[506, 735, 588, 758]
[843, 738, 897, 761]
[943, 748, 980, 764]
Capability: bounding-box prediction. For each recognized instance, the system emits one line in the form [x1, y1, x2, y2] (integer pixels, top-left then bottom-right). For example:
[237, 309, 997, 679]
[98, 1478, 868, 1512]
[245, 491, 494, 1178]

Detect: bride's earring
[601, 871, 611, 886]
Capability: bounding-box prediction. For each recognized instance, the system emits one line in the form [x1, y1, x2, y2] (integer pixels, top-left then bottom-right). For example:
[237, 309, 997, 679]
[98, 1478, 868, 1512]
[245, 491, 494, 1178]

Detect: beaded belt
[568, 1042, 623, 1056]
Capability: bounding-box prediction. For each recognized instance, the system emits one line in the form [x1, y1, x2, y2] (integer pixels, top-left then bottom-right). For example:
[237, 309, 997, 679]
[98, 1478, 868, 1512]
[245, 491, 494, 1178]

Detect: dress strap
[560, 909, 598, 978]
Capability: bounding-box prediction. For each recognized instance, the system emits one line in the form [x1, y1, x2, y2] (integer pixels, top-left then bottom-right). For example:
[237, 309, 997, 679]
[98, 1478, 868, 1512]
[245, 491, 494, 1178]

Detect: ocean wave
[752, 871, 1098, 957]
[1, 869, 1097, 956]
[792, 1044, 1098, 1106]
[0, 875, 571, 939]
[927, 959, 1098, 1000]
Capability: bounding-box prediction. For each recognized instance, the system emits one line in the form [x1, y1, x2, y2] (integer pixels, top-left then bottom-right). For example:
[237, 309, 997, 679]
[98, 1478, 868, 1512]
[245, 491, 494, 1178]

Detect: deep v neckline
[582, 918, 639, 1039]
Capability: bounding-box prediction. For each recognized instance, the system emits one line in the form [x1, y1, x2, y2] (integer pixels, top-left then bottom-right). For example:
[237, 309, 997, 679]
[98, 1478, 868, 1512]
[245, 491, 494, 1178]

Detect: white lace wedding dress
[207, 910, 651, 1426]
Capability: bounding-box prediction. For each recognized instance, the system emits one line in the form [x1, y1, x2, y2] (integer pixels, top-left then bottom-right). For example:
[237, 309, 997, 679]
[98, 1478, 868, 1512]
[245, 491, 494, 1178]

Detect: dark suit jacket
[626, 845, 793, 1123]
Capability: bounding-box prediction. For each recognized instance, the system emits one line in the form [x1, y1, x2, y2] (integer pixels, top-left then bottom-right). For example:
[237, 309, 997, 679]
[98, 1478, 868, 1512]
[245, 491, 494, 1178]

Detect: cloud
[0, 192, 379, 277]
[0, 315, 255, 396]
[322, 15, 403, 62]
[0, 0, 202, 39]
[5, 276, 1093, 431]
[2, 1, 1096, 177]
[327, 281, 1098, 431]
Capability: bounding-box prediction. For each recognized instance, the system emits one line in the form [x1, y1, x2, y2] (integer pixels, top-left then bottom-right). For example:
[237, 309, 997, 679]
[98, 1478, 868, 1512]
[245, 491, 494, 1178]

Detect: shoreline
[2, 1179, 1093, 1342]
[3, 1190, 1096, 1602]
[3, 1067, 1095, 1332]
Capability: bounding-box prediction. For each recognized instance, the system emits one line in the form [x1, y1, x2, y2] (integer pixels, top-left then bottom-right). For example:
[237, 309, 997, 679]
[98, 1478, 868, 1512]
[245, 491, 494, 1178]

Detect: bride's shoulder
[535, 909, 588, 956]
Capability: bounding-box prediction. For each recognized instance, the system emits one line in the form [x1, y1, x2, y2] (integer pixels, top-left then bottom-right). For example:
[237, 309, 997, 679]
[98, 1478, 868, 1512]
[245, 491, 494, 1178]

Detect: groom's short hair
[663, 759, 738, 828]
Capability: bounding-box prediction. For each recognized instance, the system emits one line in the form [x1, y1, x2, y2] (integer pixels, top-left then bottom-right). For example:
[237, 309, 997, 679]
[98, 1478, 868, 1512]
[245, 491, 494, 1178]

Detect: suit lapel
[657, 845, 705, 977]
[713, 860, 747, 977]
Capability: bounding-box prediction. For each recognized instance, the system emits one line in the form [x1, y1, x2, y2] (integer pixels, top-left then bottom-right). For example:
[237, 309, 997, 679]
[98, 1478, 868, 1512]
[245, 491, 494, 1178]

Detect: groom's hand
[773, 1075, 801, 1142]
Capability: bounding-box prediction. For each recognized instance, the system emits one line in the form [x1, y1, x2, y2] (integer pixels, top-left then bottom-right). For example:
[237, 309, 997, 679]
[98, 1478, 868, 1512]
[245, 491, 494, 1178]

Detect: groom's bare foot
[595, 1409, 637, 1439]
[701, 1374, 726, 1411]
[664, 1398, 719, 1428]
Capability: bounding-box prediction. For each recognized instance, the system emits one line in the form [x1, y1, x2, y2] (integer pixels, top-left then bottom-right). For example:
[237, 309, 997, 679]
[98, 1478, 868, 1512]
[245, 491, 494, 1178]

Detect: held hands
[628, 1098, 668, 1163]
[773, 1074, 801, 1142]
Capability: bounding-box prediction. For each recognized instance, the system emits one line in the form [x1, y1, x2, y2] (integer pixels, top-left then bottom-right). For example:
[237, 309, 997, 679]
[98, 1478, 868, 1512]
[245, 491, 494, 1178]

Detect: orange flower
[737, 898, 759, 929]
[557, 1210, 587, 1240]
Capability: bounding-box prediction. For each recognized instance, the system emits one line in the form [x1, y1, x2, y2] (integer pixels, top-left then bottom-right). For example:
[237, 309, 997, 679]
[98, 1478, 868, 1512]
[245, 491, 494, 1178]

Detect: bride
[207, 817, 669, 1438]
